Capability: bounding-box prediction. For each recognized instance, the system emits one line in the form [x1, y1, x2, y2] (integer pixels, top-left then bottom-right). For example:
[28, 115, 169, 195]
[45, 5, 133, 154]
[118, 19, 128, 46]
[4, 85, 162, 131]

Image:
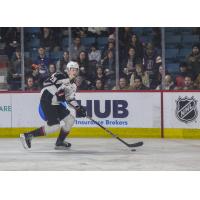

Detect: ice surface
[0, 138, 200, 170]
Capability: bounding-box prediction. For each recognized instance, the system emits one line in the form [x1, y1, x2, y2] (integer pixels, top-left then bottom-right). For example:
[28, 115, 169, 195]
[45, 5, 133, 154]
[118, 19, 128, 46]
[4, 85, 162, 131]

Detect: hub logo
[77, 100, 129, 118]
[175, 96, 198, 123]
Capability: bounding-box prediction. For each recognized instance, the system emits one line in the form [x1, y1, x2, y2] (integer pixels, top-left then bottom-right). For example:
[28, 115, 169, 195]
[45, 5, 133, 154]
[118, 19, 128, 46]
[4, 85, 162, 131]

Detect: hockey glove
[56, 89, 66, 102]
[76, 106, 86, 117]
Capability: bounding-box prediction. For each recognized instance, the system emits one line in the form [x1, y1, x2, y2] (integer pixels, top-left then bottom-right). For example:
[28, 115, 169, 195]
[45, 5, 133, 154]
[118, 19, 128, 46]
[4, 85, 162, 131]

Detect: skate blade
[54, 146, 71, 150]
[20, 134, 28, 149]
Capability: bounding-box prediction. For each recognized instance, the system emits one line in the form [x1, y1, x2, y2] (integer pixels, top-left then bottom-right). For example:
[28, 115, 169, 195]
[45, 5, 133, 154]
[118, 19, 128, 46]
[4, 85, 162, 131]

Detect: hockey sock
[25, 127, 45, 137]
[56, 128, 69, 144]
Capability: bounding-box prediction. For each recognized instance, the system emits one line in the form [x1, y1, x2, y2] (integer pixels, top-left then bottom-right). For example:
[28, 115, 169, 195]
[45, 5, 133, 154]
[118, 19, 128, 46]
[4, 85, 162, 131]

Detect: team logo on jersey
[175, 96, 198, 123]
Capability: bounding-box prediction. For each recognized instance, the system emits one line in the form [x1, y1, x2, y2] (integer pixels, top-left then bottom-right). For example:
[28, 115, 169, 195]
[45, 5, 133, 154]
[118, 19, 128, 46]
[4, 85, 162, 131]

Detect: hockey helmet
[65, 61, 79, 72]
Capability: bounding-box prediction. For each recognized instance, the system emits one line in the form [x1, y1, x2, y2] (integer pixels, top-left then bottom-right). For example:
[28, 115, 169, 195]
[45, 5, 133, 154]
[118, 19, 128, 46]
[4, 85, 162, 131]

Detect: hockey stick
[86, 116, 143, 148]
[68, 102, 143, 148]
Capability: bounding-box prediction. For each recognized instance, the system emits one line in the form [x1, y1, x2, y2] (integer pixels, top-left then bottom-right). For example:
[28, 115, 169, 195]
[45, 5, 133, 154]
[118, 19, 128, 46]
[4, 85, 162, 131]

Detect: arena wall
[0, 91, 200, 138]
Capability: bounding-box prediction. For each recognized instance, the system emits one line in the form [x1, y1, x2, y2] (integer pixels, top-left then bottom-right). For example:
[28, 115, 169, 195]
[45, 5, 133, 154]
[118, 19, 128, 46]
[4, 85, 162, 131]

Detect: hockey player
[20, 61, 86, 150]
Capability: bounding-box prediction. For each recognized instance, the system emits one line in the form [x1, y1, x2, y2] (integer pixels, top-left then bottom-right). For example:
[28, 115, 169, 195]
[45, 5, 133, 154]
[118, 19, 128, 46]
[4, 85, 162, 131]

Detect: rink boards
[0, 91, 200, 138]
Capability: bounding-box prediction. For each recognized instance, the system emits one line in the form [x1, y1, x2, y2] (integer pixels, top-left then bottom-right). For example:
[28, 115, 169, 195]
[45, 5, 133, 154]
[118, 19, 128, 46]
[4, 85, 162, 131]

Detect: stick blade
[128, 141, 143, 148]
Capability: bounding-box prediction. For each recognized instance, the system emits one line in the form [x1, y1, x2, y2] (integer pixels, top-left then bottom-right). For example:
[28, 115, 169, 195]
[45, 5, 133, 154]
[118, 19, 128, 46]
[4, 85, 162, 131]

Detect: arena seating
[0, 27, 200, 90]
[165, 28, 200, 74]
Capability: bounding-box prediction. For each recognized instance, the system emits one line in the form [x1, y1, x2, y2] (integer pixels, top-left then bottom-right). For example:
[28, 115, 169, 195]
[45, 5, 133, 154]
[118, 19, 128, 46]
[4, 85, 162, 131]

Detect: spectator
[88, 43, 101, 63]
[56, 51, 70, 73]
[129, 75, 149, 90]
[75, 76, 92, 91]
[102, 41, 115, 61]
[112, 77, 129, 90]
[186, 44, 200, 79]
[175, 62, 191, 88]
[122, 47, 141, 78]
[175, 76, 197, 90]
[102, 50, 116, 89]
[87, 44, 101, 78]
[40, 28, 56, 51]
[130, 63, 150, 88]
[182, 76, 197, 90]
[102, 50, 116, 87]
[33, 47, 50, 87]
[25, 76, 38, 91]
[77, 51, 89, 78]
[92, 65, 106, 86]
[34, 47, 50, 67]
[4, 27, 21, 58]
[129, 34, 143, 59]
[93, 78, 105, 90]
[150, 65, 165, 89]
[119, 27, 132, 49]
[28, 64, 42, 89]
[30, 65, 40, 88]
[70, 36, 85, 60]
[7, 49, 22, 90]
[102, 50, 115, 74]
[119, 27, 132, 59]
[48, 63, 57, 76]
[194, 73, 200, 89]
[156, 74, 175, 90]
[108, 34, 115, 43]
[143, 43, 162, 88]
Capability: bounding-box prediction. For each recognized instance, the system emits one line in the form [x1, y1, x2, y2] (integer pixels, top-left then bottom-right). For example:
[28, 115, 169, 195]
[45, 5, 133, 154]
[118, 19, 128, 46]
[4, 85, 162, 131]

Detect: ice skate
[55, 140, 71, 150]
[20, 133, 33, 149]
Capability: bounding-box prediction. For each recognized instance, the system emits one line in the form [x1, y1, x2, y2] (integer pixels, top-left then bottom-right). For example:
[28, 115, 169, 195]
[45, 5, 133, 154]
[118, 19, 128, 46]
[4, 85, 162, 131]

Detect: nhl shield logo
[176, 96, 198, 123]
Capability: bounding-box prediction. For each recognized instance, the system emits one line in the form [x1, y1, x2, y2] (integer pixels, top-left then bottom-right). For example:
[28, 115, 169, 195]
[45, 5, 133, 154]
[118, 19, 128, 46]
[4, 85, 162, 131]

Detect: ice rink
[0, 138, 200, 170]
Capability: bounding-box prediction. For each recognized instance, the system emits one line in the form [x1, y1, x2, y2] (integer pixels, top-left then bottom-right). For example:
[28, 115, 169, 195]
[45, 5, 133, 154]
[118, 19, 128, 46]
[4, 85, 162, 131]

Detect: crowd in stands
[0, 27, 200, 91]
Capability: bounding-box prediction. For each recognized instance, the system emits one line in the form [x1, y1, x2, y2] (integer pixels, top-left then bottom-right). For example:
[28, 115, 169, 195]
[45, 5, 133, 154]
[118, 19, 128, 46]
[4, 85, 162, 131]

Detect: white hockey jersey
[40, 77, 78, 107]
